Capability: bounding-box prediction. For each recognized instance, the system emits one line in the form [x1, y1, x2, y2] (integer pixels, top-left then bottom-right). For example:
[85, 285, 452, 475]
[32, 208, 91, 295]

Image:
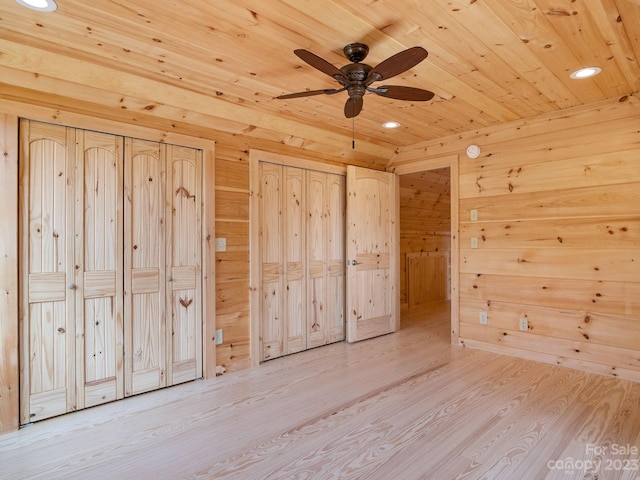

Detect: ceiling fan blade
[367, 46, 428, 83]
[374, 85, 435, 101]
[344, 97, 363, 118]
[277, 88, 345, 99]
[294, 49, 348, 82]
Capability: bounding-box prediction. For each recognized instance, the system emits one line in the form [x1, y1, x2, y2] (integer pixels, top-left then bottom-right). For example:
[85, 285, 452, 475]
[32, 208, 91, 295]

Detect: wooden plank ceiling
[0, 0, 639, 168]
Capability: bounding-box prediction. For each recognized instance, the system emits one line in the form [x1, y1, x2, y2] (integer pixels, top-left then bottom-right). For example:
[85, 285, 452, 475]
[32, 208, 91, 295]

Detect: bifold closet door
[19, 121, 123, 423]
[124, 140, 203, 394]
[259, 162, 285, 361]
[326, 173, 346, 343]
[20, 121, 76, 423]
[259, 163, 307, 361]
[76, 129, 124, 409]
[166, 145, 202, 385]
[307, 171, 345, 347]
[124, 139, 167, 396]
[21, 122, 204, 421]
[283, 166, 306, 355]
[258, 162, 344, 362]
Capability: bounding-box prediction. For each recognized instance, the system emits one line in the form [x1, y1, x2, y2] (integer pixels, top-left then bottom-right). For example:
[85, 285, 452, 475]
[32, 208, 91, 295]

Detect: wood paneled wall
[214, 146, 251, 373]
[399, 169, 451, 306]
[394, 94, 640, 382]
[0, 114, 19, 433]
[1, 94, 638, 433]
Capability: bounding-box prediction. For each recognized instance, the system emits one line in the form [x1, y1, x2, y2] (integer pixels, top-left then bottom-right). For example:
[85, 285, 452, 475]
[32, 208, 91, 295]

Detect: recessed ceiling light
[382, 121, 401, 129]
[15, 0, 57, 12]
[570, 66, 601, 79]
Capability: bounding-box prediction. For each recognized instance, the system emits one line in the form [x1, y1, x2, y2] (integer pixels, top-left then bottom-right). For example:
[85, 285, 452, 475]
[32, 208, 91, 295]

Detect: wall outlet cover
[519, 318, 528, 331]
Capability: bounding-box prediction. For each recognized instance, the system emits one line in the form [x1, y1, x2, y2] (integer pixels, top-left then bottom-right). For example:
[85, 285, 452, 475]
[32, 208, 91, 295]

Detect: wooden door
[258, 162, 284, 361]
[258, 163, 308, 360]
[21, 122, 125, 422]
[284, 166, 306, 354]
[326, 173, 346, 343]
[76, 130, 124, 409]
[346, 166, 400, 343]
[306, 171, 328, 348]
[306, 171, 346, 347]
[21, 122, 204, 420]
[256, 162, 344, 361]
[166, 145, 202, 385]
[19, 121, 76, 423]
[124, 138, 167, 396]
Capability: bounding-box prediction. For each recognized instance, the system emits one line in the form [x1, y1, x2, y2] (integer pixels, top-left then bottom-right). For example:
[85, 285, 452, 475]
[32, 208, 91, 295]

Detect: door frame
[249, 150, 346, 366]
[388, 155, 460, 345]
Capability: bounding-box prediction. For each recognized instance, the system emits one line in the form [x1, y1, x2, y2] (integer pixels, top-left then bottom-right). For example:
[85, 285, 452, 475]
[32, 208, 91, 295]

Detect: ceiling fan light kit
[277, 43, 435, 119]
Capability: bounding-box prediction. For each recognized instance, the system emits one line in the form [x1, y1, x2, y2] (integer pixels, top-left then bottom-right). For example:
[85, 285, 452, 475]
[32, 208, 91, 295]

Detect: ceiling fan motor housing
[340, 63, 372, 83]
[343, 43, 369, 62]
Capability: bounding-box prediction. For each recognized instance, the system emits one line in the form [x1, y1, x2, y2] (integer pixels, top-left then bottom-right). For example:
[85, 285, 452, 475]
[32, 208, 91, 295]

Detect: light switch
[471, 237, 479, 249]
[470, 209, 478, 221]
[215, 237, 227, 252]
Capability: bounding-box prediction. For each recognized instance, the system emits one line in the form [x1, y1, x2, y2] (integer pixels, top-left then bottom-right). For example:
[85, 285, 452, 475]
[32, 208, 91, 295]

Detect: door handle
[351, 259, 361, 266]
[67, 283, 76, 290]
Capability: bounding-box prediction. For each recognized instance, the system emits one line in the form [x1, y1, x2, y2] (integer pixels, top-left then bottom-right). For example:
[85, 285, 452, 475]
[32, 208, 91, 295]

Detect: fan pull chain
[352, 116, 355, 149]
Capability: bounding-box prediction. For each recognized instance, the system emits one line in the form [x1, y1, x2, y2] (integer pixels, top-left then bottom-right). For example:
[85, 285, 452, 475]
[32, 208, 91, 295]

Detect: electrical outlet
[215, 328, 223, 345]
[470, 209, 478, 221]
[471, 237, 479, 249]
[479, 312, 488, 325]
[519, 318, 528, 331]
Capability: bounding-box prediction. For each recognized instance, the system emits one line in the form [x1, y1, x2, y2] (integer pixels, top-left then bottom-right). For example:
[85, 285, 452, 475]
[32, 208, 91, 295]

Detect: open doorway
[394, 157, 459, 344]
[399, 167, 451, 308]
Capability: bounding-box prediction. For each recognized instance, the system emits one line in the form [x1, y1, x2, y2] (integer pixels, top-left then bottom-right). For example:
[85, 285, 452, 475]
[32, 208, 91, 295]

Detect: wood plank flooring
[1, 302, 639, 479]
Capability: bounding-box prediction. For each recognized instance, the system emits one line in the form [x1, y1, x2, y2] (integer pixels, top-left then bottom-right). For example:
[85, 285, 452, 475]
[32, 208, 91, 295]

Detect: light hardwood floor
[2, 302, 639, 479]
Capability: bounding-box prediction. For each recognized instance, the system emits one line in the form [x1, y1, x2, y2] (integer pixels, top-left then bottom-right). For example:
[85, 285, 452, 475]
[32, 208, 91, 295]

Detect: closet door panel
[327, 174, 346, 343]
[284, 167, 306, 354]
[259, 163, 284, 360]
[306, 171, 327, 348]
[124, 139, 166, 396]
[167, 145, 202, 384]
[20, 121, 76, 423]
[77, 130, 124, 408]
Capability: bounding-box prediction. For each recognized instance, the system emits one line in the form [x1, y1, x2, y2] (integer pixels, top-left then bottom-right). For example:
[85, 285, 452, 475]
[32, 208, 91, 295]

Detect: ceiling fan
[276, 43, 435, 118]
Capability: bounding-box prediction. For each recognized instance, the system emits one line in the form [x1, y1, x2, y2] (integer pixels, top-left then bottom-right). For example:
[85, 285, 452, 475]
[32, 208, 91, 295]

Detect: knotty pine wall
[214, 145, 251, 373]
[399, 168, 451, 306]
[1, 94, 638, 434]
[394, 94, 640, 382]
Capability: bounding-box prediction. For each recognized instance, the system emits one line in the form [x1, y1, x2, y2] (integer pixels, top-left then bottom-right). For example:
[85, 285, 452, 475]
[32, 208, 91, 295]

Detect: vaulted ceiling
[1, 0, 639, 167]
